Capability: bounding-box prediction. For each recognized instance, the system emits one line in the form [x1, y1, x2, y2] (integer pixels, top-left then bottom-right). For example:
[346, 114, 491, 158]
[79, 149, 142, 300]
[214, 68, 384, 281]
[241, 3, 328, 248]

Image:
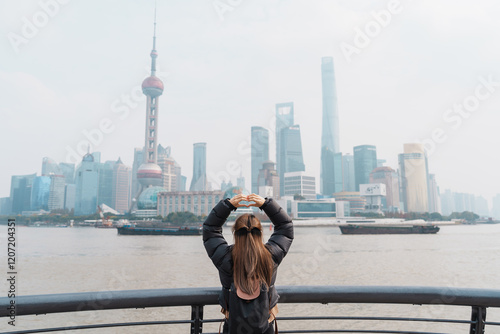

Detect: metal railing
[1, 286, 500, 334]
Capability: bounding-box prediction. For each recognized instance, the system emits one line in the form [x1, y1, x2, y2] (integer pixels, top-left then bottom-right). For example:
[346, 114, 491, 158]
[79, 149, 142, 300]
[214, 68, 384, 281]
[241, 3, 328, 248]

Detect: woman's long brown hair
[232, 214, 273, 295]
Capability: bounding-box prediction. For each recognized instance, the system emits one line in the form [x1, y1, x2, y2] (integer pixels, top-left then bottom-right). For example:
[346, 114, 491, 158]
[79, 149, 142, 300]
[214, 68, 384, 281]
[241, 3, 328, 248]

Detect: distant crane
[97, 205, 113, 228]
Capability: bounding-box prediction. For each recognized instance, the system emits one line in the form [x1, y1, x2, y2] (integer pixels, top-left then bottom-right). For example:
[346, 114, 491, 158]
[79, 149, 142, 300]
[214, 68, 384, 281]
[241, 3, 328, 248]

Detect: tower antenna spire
[153, 1, 157, 50]
[150, 1, 158, 76]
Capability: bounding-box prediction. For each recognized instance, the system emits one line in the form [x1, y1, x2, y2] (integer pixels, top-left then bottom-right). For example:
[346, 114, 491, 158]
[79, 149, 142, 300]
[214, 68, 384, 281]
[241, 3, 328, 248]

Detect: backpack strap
[269, 285, 279, 333]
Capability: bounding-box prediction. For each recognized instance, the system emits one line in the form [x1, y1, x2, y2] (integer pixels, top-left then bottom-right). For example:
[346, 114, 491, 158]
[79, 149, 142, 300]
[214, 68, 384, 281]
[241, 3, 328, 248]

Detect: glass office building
[98, 162, 114, 208]
[41, 157, 62, 176]
[75, 153, 99, 215]
[275, 102, 294, 196]
[10, 173, 36, 214]
[190, 142, 207, 191]
[59, 163, 75, 184]
[31, 176, 51, 211]
[278, 125, 305, 196]
[354, 145, 377, 191]
[251, 126, 269, 194]
[320, 57, 341, 195]
[342, 153, 355, 192]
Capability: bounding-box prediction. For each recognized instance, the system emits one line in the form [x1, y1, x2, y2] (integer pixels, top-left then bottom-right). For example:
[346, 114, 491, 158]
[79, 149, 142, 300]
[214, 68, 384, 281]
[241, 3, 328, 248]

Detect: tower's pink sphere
[137, 163, 162, 187]
[142, 76, 164, 97]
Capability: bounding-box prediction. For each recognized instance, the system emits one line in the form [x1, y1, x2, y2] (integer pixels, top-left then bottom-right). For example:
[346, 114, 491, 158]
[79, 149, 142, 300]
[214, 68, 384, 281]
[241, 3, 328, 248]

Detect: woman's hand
[229, 194, 250, 208]
[247, 194, 265, 207]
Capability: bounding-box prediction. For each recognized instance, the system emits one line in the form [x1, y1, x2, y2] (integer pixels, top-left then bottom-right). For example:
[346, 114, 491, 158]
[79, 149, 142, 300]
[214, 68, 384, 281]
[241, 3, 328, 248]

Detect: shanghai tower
[320, 57, 341, 196]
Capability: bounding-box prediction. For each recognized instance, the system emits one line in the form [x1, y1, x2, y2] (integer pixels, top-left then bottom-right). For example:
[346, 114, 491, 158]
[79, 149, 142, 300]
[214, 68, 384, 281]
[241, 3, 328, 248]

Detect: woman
[203, 193, 294, 334]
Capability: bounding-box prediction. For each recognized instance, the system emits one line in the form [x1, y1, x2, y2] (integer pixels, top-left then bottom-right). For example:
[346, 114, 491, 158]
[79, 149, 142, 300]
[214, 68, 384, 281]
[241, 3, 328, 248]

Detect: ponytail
[232, 214, 273, 295]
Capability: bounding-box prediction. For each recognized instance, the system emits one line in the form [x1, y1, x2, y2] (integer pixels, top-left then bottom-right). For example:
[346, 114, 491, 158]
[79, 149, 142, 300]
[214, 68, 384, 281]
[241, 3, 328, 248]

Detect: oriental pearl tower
[135, 12, 164, 200]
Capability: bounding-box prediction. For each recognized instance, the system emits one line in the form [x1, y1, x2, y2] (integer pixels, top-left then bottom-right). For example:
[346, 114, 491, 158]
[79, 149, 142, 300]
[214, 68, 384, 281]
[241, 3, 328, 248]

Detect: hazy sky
[1, 0, 499, 204]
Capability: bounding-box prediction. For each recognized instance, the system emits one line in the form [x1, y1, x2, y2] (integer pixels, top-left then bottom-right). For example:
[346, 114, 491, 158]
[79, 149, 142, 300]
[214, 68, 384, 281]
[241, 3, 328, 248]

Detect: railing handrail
[2, 285, 500, 317]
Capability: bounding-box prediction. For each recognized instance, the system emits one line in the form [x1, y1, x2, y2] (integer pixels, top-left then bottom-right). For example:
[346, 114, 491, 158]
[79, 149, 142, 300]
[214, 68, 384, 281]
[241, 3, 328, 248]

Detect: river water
[2, 223, 500, 333]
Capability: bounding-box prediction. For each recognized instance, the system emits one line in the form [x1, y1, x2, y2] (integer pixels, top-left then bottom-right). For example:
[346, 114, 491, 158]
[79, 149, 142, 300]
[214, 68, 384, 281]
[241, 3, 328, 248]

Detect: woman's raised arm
[256, 195, 294, 265]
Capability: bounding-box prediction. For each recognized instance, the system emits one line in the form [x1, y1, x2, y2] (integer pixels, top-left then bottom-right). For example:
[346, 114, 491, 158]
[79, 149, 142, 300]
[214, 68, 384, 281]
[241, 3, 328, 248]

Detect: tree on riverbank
[162, 211, 201, 225]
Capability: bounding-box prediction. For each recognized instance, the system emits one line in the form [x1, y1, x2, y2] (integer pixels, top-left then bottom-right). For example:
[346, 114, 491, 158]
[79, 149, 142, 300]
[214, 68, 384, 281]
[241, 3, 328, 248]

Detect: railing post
[470, 306, 486, 334]
[191, 305, 204, 334]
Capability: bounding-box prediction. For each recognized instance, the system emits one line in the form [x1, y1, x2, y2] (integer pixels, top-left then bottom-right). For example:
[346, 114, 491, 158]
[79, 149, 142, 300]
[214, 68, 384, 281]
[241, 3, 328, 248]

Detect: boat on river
[117, 225, 202, 236]
[339, 219, 440, 235]
[339, 224, 439, 235]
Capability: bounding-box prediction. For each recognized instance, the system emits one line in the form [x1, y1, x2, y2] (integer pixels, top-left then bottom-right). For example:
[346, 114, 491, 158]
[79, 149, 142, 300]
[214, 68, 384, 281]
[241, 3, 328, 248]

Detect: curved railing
[1, 286, 500, 333]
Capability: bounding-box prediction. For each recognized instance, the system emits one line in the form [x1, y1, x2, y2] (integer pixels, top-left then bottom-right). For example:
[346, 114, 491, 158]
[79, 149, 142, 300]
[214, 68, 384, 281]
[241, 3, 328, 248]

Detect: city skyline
[1, 1, 499, 205]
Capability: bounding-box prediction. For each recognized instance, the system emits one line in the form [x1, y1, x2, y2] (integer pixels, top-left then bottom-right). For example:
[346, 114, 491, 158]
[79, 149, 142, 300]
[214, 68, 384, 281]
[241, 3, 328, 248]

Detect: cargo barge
[339, 224, 440, 235]
[117, 225, 202, 236]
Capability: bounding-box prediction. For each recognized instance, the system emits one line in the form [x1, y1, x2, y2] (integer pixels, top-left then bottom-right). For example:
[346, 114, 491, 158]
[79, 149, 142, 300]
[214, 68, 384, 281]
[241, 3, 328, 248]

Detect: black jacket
[203, 198, 294, 309]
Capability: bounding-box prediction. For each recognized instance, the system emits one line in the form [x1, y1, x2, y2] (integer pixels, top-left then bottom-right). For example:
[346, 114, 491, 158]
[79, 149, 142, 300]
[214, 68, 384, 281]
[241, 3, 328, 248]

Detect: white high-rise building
[283, 171, 316, 199]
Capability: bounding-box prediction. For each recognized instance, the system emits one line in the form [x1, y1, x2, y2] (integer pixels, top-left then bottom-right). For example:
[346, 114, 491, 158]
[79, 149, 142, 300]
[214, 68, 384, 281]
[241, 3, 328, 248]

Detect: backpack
[219, 282, 278, 334]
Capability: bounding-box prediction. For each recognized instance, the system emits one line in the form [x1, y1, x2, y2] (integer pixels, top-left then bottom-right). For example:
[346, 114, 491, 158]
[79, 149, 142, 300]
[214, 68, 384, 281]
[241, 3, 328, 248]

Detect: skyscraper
[320, 56, 340, 196]
[10, 173, 36, 214]
[64, 184, 76, 211]
[354, 145, 377, 191]
[157, 145, 186, 191]
[427, 174, 441, 214]
[0, 198, 10, 215]
[48, 174, 66, 211]
[370, 166, 400, 211]
[131, 148, 144, 202]
[158, 145, 180, 192]
[98, 162, 114, 208]
[31, 176, 51, 211]
[275, 102, 294, 189]
[333, 152, 343, 194]
[258, 160, 279, 198]
[221, 179, 233, 191]
[251, 126, 269, 194]
[74, 153, 99, 215]
[112, 158, 131, 214]
[158, 155, 176, 190]
[320, 148, 342, 196]
[342, 153, 355, 192]
[59, 163, 75, 184]
[398, 143, 429, 213]
[190, 142, 207, 191]
[475, 196, 489, 217]
[279, 125, 305, 196]
[175, 162, 186, 191]
[41, 157, 68, 211]
[42, 157, 61, 176]
[453, 192, 475, 213]
[237, 176, 246, 190]
[440, 189, 454, 216]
